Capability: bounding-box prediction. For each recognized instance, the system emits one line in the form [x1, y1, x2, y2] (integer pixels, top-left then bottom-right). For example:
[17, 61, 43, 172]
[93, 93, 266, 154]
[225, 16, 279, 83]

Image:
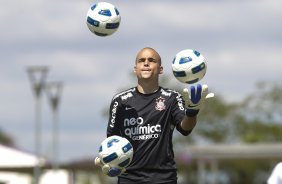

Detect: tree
[235, 82, 282, 143]
[0, 128, 14, 146]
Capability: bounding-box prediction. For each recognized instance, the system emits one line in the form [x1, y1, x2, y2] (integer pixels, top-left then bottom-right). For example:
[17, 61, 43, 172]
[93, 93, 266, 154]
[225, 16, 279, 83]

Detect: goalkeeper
[95, 47, 214, 184]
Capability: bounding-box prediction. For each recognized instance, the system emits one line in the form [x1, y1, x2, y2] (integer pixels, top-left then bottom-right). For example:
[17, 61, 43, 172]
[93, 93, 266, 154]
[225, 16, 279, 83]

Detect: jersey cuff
[185, 109, 199, 117]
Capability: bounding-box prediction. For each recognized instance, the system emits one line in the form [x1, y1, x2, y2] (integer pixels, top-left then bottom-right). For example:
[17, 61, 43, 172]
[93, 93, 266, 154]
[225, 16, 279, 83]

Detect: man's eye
[148, 58, 156, 62]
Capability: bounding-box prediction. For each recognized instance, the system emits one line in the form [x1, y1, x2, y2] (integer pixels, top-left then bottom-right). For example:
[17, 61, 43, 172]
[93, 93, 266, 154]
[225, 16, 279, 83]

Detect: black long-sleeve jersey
[107, 87, 192, 184]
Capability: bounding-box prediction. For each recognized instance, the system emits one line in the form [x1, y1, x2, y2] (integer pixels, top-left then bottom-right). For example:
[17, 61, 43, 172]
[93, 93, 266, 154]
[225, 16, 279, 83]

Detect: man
[96, 47, 214, 184]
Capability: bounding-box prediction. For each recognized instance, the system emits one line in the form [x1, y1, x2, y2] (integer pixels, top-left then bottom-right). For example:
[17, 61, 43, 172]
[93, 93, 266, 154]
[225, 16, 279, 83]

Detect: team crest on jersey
[155, 97, 166, 111]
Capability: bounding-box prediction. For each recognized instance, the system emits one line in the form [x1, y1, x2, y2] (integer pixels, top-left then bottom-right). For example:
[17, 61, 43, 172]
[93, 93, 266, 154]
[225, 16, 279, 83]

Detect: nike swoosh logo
[187, 104, 198, 108]
[125, 107, 134, 110]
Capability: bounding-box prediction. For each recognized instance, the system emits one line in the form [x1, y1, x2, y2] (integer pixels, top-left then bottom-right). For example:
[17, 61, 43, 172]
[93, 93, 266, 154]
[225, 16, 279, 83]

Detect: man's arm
[181, 115, 197, 131]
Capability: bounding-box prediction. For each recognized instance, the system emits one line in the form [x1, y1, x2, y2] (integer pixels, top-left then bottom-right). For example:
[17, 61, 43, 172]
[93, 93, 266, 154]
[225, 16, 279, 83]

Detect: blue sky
[0, 0, 281, 163]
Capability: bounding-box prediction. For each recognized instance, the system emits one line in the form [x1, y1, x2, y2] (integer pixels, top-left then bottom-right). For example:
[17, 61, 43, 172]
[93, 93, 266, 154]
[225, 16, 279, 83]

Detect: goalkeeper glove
[183, 84, 214, 117]
[94, 157, 126, 177]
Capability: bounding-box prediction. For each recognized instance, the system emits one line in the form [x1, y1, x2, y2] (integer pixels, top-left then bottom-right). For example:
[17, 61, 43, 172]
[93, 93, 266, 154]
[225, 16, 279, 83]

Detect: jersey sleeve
[107, 96, 122, 137]
[171, 92, 192, 136]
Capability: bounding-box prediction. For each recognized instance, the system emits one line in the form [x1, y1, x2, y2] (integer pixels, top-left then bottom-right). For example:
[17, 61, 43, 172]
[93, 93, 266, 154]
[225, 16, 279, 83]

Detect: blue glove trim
[107, 167, 122, 177]
[185, 109, 199, 117]
[190, 84, 202, 104]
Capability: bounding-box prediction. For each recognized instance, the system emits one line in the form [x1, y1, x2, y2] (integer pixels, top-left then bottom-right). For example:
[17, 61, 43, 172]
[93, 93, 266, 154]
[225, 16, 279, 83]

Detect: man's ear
[159, 66, 163, 74]
[134, 66, 137, 73]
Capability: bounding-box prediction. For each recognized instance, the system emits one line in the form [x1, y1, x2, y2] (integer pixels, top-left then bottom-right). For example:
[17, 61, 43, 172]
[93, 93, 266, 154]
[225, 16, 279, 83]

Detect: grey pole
[26, 66, 49, 184]
[45, 82, 63, 171]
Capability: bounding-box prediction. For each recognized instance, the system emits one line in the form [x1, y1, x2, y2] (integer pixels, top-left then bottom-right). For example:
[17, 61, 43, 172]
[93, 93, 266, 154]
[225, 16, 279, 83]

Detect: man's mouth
[142, 68, 151, 71]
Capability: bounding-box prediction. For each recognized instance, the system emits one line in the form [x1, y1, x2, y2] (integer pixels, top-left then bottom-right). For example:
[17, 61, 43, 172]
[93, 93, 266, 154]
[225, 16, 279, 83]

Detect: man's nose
[144, 59, 149, 65]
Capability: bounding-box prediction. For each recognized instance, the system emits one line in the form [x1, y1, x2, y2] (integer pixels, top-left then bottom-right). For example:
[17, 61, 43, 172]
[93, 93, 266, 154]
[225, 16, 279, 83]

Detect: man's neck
[137, 81, 159, 94]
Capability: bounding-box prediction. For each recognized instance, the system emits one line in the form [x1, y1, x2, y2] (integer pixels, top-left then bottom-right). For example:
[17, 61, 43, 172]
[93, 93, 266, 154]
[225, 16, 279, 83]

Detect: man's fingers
[102, 164, 111, 175]
[201, 84, 208, 96]
[202, 84, 214, 99]
[94, 157, 103, 167]
[202, 84, 208, 91]
[206, 93, 215, 99]
[183, 84, 214, 102]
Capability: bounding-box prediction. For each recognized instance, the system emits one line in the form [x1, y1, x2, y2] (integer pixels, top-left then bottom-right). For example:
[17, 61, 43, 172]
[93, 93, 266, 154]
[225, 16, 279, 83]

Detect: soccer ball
[86, 2, 121, 36]
[98, 135, 133, 176]
[172, 49, 207, 84]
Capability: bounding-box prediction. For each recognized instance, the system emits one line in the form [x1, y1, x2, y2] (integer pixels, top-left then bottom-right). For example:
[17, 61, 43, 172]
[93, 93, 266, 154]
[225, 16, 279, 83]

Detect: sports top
[107, 87, 192, 183]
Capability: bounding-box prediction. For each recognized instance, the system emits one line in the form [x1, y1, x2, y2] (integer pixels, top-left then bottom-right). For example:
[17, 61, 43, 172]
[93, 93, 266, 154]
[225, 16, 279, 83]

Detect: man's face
[134, 48, 163, 80]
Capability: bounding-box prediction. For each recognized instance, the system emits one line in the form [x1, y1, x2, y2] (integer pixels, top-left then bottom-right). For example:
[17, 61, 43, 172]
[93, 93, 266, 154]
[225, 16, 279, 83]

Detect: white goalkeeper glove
[183, 84, 214, 117]
[94, 157, 126, 177]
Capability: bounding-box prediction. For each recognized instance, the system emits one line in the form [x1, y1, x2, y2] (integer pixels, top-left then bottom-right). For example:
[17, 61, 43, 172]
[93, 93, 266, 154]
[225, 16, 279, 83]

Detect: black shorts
[117, 169, 177, 184]
[117, 179, 177, 184]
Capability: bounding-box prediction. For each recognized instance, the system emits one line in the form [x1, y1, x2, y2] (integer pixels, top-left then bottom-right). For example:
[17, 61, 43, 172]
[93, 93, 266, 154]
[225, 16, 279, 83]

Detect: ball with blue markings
[172, 49, 207, 84]
[86, 2, 121, 37]
[98, 135, 133, 176]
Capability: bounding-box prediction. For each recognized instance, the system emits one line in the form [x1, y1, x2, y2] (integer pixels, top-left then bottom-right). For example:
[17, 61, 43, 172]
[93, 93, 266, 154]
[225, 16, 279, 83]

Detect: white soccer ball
[98, 135, 133, 175]
[86, 2, 121, 36]
[172, 49, 207, 84]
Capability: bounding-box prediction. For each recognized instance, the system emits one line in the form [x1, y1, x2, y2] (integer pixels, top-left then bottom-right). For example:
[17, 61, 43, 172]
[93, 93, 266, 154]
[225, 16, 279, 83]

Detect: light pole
[45, 81, 63, 171]
[26, 66, 49, 184]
